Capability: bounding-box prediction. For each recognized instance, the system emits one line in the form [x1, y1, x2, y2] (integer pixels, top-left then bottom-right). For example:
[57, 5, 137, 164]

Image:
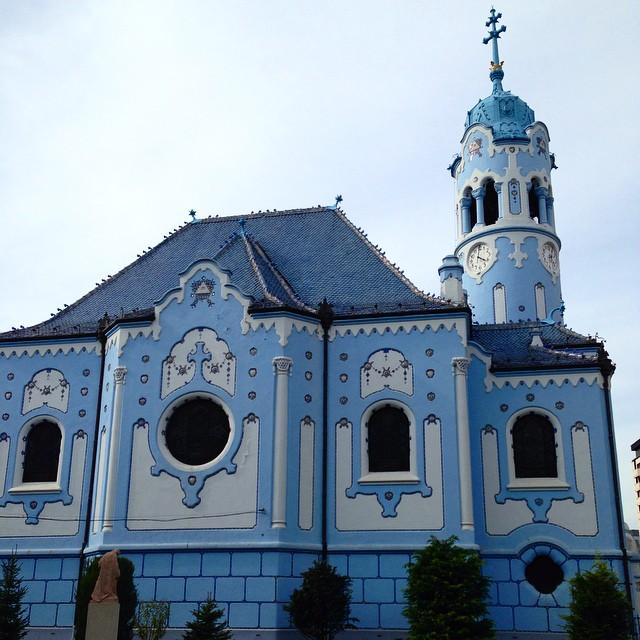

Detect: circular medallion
[541, 242, 559, 274]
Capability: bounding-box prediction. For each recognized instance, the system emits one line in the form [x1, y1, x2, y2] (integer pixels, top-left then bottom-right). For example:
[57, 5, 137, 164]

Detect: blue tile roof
[1, 207, 457, 340]
[471, 322, 602, 370]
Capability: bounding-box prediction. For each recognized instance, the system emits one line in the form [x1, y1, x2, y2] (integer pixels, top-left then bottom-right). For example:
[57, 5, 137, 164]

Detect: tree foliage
[183, 596, 232, 640]
[404, 536, 494, 640]
[563, 558, 632, 640]
[0, 554, 29, 640]
[284, 560, 355, 640]
[136, 602, 169, 640]
[74, 555, 138, 640]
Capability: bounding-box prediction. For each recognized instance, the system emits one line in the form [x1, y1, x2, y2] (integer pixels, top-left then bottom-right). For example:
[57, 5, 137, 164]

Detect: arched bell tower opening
[484, 180, 499, 226]
[529, 178, 541, 221]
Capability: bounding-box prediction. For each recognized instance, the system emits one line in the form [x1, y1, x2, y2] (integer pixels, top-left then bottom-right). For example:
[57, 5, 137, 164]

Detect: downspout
[600, 353, 633, 605]
[74, 322, 108, 599]
[318, 300, 333, 561]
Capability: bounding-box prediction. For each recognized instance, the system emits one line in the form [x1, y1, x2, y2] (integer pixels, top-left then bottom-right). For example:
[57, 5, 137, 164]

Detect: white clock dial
[541, 242, 559, 274]
[467, 243, 492, 276]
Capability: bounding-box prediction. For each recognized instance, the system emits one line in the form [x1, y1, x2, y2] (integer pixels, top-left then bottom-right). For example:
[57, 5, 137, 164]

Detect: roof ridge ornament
[483, 7, 506, 92]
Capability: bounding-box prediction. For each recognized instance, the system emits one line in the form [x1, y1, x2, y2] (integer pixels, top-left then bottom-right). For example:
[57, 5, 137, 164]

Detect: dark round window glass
[165, 398, 230, 466]
[525, 555, 564, 594]
[367, 406, 410, 473]
[23, 419, 62, 483]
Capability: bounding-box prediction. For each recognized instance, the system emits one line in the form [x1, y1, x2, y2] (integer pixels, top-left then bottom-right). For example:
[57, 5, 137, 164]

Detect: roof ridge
[197, 206, 333, 225]
[249, 238, 315, 313]
[333, 209, 446, 305]
[13, 220, 194, 334]
[240, 233, 283, 306]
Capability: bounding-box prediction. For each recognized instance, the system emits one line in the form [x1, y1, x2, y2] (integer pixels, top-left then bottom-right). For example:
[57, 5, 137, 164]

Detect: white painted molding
[272, 357, 293, 528]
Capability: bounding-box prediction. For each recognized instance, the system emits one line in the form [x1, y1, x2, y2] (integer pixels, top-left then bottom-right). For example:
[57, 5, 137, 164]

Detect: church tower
[448, 9, 562, 324]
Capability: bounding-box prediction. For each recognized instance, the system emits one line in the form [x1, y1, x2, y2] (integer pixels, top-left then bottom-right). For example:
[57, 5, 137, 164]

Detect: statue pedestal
[86, 602, 120, 640]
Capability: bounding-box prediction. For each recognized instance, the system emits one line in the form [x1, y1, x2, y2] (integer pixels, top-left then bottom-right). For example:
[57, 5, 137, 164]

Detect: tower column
[272, 357, 293, 528]
[103, 367, 126, 533]
[546, 195, 555, 226]
[472, 186, 486, 227]
[452, 357, 474, 531]
[460, 196, 473, 234]
[535, 186, 549, 224]
[495, 181, 504, 218]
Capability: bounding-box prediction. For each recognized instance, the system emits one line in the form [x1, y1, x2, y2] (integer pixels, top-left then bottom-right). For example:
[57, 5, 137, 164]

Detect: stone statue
[90, 550, 120, 603]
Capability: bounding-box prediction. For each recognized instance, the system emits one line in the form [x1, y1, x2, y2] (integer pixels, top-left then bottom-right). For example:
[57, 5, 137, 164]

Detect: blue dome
[465, 70, 535, 143]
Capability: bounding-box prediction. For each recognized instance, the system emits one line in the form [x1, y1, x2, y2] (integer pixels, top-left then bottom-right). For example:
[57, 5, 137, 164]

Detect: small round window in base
[525, 555, 564, 594]
[165, 397, 231, 467]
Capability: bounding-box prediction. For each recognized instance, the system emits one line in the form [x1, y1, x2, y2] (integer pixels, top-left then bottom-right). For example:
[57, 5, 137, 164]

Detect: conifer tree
[183, 596, 232, 640]
[284, 560, 355, 640]
[563, 558, 632, 640]
[0, 554, 29, 640]
[404, 536, 494, 640]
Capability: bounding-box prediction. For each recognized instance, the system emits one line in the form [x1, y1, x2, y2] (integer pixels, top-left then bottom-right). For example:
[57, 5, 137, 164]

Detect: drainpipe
[319, 300, 333, 561]
[600, 353, 633, 606]
[74, 322, 107, 628]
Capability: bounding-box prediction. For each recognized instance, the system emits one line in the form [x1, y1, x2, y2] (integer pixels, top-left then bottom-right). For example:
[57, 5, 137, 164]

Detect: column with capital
[103, 367, 127, 533]
[472, 186, 486, 227]
[460, 196, 473, 234]
[452, 357, 474, 531]
[535, 185, 549, 224]
[272, 357, 293, 528]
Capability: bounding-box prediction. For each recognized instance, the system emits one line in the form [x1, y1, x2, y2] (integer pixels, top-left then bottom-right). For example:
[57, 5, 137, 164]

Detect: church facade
[0, 11, 636, 639]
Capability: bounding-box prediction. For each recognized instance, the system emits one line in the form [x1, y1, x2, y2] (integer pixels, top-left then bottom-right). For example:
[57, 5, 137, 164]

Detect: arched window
[535, 283, 546, 319]
[22, 419, 62, 483]
[512, 413, 557, 478]
[484, 180, 499, 226]
[366, 405, 410, 473]
[493, 283, 507, 323]
[466, 188, 478, 229]
[528, 178, 540, 221]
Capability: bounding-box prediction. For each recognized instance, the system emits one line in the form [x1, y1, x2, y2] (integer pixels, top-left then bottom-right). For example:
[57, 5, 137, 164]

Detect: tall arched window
[484, 180, 499, 226]
[366, 405, 410, 473]
[22, 419, 62, 483]
[512, 413, 557, 478]
[535, 283, 546, 319]
[493, 283, 507, 323]
[466, 188, 478, 229]
[528, 178, 540, 221]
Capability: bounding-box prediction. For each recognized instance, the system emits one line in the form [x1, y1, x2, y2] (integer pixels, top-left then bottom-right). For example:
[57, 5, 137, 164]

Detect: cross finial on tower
[189, 209, 197, 222]
[483, 8, 506, 91]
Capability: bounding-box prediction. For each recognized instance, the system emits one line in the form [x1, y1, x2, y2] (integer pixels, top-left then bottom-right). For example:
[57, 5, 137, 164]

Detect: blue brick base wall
[6, 550, 613, 635]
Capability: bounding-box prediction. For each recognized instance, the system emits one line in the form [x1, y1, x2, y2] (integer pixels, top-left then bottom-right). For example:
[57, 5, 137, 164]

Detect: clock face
[467, 243, 492, 276]
[541, 242, 559, 274]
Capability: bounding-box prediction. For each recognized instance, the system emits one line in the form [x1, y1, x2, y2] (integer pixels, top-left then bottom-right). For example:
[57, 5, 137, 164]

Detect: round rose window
[165, 397, 230, 466]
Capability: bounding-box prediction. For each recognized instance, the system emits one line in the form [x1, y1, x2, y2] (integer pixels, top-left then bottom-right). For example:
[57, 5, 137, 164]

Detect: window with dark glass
[484, 180, 499, 225]
[165, 397, 230, 466]
[512, 413, 558, 478]
[366, 405, 410, 473]
[528, 178, 540, 220]
[525, 555, 564, 594]
[22, 420, 62, 483]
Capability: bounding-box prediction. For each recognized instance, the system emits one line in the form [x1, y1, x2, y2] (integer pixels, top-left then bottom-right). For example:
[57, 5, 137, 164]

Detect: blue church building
[1, 10, 637, 639]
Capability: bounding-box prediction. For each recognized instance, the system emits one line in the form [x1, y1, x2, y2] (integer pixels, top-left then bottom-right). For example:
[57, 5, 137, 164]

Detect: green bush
[74, 555, 138, 640]
[563, 558, 632, 640]
[183, 595, 232, 640]
[284, 560, 355, 640]
[0, 554, 29, 640]
[404, 536, 494, 640]
[136, 602, 169, 640]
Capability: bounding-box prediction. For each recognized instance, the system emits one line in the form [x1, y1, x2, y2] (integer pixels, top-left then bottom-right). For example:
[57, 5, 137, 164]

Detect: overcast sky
[1, 0, 639, 522]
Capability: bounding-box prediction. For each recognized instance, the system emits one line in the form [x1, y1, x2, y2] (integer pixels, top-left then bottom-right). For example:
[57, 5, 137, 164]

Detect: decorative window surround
[149, 391, 243, 508]
[505, 408, 567, 489]
[360, 349, 414, 398]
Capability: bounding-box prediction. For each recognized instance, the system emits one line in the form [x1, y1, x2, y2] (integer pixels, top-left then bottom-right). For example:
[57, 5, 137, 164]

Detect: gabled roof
[1, 207, 460, 341]
[471, 321, 604, 371]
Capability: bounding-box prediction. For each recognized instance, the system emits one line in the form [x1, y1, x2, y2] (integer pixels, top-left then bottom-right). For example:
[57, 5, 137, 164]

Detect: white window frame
[10, 416, 64, 493]
[506, 408, 569, 490]
[359, 399, 419, 484]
